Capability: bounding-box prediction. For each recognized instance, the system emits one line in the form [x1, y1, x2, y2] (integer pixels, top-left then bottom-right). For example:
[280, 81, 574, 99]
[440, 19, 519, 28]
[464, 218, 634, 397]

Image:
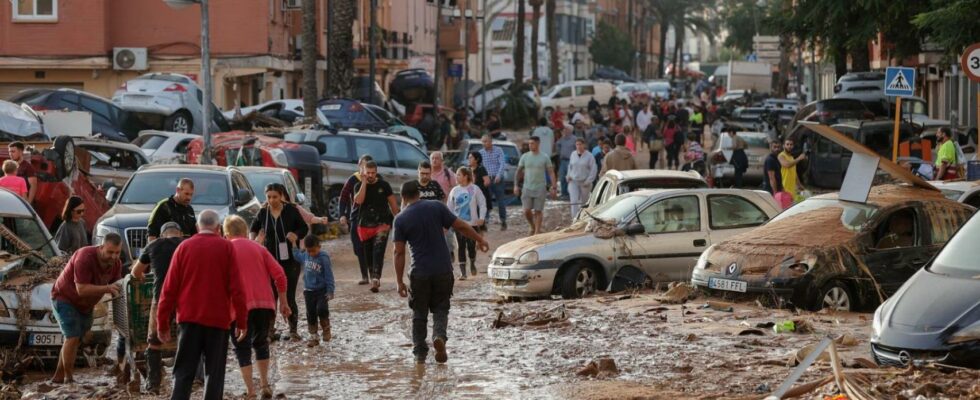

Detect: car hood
[99, 203, 229, 229]
[0, 282, 54, 310]
[879, 269, 980, 335]
[494, 222, 592, 259]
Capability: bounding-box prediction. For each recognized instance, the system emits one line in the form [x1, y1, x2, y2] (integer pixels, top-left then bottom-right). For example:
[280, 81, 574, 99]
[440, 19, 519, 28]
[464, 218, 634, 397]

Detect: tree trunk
[849, 43, 871, 72]
[514, 0, 526, 84]
[672, 24, 683, 82]
[301, 0, 318, 118]
[530, 1, 542, 84]
[628, 0, 634, 77]
[657, 22, 669, 79]
[832, 42, 848, 79]
[546, 0, 558, 85]
[327, 0, 355, 98]
[777, 33, 791, 97]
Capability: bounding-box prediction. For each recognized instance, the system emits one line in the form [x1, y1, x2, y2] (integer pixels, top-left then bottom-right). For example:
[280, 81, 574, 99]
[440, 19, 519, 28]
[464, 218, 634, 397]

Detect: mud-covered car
[692, 185, 974, 312]
[871, 212, 980, 369]
[488, 188, 780, 299]
[0, 188, 111, 362]
[576, 169, 707, 220]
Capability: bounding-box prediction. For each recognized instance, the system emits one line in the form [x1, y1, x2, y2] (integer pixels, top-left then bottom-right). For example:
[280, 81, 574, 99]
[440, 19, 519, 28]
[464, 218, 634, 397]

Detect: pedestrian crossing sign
[884, 67, 915, 97]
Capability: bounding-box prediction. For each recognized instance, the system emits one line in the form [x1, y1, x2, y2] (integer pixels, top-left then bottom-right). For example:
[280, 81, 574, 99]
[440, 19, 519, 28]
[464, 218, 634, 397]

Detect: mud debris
[576, 358, 619, 378]
[656, 283, 696, 304]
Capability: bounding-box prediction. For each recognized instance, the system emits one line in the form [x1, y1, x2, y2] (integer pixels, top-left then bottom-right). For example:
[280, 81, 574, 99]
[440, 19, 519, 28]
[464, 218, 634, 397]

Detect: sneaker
[501, 222, 508, 231]
[289, 331, 302, 341]
[433, 337, 448, 364]
[306, 338, 319, 347]
[357, 279, 369, 285]
[459, 275, 467, 281]
[370, 279, 380, 293]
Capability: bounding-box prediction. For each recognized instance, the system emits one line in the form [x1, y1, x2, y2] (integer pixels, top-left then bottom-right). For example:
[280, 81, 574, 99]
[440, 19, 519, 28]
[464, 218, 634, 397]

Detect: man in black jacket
[147, 178, 197, 240]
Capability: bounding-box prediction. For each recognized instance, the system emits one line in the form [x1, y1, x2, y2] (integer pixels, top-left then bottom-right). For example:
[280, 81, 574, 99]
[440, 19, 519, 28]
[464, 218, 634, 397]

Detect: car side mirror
[296, 193, 308, 205]
[106, 187, 119, 204]
[624, 223, 645, 235]
[235, 189, 254, 206]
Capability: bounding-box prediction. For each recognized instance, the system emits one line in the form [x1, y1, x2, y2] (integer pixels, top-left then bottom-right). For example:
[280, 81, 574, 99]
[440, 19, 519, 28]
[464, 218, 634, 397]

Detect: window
[84, 146, 144, 171]
[576, 85, 595, 96]
[874, 208, 917, 250]
[590, 179, 609, 208]
[174, 139, 193, 154]
[134, 135, 166, 150]
[393, 141, 427, 170]
[637, 196, 701, 234]
[81, 96, 115, 126]
[354, 138, 393, 167]
[317, 135, 350, 161]
[554, 86, 572, 99]
[708, 195, 768, 229]
[13, 0, 57, 21]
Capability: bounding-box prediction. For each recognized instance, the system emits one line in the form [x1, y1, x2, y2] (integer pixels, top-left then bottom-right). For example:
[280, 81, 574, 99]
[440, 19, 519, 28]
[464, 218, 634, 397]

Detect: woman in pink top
[0, 160, 27, 198]
[223, 215, 289, 400]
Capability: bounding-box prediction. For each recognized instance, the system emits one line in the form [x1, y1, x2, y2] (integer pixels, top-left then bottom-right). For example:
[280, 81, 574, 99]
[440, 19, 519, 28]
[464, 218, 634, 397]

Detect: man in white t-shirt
[531, 117, 555, 157]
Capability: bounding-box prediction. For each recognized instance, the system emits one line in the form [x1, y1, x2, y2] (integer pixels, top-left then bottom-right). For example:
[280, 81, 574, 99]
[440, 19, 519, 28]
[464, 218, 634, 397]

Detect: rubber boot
[306, 325, 319, 347]
[470, 260, 477, 276]
[144, 348, 162, 394]
[320, 320, 331, 342]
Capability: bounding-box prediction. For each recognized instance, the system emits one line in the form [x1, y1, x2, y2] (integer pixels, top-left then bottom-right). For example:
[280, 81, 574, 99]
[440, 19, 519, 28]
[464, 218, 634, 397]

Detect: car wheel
[165, 111, 193, 133]
[53, 136, 76, 179]
[815, 281, 853, 312]
[327, 186, 342, 221]
[560, 261, 598, 299]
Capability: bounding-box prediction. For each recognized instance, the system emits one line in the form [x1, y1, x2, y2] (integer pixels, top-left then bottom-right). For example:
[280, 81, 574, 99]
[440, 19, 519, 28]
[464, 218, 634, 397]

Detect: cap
[160, 222, 182, 233]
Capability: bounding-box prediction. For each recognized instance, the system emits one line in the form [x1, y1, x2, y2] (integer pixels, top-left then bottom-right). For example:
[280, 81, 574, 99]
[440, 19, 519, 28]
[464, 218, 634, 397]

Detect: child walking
[292, 234, 335, 347]
[447, 167, 487, 280]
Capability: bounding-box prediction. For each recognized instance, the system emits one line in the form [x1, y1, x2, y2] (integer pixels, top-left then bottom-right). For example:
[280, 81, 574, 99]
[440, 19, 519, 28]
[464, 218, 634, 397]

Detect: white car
[131, 130, 199, 164]
[645, 80, 672, 99]
[929, 180, 980, 208]
[222, 99, 306, 124]
[113, 73, 230, 134]
[540, 80, 617, 116]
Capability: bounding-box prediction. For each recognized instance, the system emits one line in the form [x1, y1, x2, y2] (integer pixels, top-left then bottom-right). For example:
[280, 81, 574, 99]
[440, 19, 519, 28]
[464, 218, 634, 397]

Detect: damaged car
[691, 185, 974, 312]
[0, 187, 111, 363]
[488, 188, 780, 299]
[871, 212, 980, 369]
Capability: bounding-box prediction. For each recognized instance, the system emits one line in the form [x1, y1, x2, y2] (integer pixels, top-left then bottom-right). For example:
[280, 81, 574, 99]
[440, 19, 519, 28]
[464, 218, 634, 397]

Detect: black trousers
[273, 260, 300, 331]
[172, 323, 229, 400]
[454, 230, 476, 271]
[362, 230, 390, 280]
[409, 273, 454, 357]
[649, 148, 660, 169]
[304, 289, 330, 329]
[350, 224, 368, 280]
[230, 309, 273, 367]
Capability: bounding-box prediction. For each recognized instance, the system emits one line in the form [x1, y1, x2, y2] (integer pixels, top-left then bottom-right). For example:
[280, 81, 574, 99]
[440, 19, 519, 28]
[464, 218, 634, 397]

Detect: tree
[647, 0, 716, 79]
[529, 0, 542, 84]
[301, 0, 318, 118]
[547, 0, 558, 85]
[913, 0, 980, 57]
[669, 0, 716, 81]
[589, 21, 636, 73]
[327, 0, 355, 97]
[514, 0, 526, 84]
[721, 0, 774, 54]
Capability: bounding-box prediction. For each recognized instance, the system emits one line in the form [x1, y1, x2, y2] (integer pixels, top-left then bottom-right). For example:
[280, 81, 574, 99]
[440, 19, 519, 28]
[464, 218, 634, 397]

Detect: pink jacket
[230, 238, 287, 317]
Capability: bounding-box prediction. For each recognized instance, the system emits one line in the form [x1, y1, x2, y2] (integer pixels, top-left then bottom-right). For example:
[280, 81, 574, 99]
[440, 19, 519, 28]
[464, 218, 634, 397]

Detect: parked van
[540, 81, 616, 115]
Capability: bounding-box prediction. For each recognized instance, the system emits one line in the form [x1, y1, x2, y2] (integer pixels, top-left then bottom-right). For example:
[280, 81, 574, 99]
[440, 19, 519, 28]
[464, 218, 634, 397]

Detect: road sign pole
[892, 97, 902, 163]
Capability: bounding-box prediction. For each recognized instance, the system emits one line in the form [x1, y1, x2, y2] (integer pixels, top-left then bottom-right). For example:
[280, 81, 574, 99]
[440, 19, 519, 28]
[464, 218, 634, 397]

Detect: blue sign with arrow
[884, 67, 915, 97]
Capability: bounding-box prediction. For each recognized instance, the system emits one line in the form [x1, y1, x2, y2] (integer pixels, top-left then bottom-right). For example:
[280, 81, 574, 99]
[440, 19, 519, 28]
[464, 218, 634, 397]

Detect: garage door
[0, 82, 84, 101]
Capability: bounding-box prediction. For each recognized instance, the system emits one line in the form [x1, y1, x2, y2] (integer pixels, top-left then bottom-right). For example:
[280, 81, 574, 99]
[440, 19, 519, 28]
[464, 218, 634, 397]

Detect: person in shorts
[514, 136, 557, 236]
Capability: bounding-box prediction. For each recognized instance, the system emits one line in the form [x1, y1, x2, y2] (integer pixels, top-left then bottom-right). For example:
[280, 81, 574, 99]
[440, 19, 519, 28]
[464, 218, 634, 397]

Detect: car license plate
[29, 333, 64, 346]
[708, 277, 747, 293]
[489, 268, 509, 280]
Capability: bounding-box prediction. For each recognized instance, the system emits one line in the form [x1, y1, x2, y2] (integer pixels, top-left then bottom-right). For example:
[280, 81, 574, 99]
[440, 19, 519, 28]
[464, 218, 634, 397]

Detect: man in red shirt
[7, 141, 37, 203]
[157, 209, 248, 400]
[50, 234, 124, 384]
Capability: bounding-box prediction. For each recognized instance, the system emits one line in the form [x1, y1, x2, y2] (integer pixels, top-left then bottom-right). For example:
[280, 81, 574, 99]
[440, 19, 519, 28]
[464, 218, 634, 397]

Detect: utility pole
[200, 0, 212, 164]
[369, 0, 377, 105]
[481, 0, 488, 123]
[434, 0, 443, 108]
[463, 0, 470, 114]
[324, 0, 333, 98]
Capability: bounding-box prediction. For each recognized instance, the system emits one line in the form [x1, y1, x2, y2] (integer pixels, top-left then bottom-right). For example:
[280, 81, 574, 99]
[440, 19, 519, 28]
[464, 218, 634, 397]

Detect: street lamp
[164, 0, 213, 164]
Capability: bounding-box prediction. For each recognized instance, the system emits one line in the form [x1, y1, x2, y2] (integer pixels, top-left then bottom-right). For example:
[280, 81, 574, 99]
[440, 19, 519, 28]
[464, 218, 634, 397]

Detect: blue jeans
[53, 300, 92, 338]
[558, 158, 570, 197]
[487, 181, 507, 225]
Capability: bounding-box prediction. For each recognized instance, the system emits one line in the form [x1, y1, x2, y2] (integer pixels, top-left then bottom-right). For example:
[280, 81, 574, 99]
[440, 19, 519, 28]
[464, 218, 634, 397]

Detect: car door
[861, 207, 930, 295]
[317, 134, 355, 187]
[393, 140, 428, 173]
[575, 85, 596, 109]
[230, 171, 260, 223]
[705, 193, 771, 244]
[353, 137, 400, 188]
[621, 195, 706, 282]
[552, 86, 574, 110]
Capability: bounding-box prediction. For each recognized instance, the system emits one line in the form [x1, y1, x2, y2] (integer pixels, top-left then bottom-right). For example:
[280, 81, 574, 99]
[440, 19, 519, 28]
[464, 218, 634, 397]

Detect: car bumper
[691, 269, 802, 297]
[870, 341, 980, 369]
[487, 261, 561, 297]
[0, 325, 111, 360]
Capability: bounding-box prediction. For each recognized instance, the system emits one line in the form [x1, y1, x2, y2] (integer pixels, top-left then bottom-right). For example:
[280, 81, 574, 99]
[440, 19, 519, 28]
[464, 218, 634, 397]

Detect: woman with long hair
[54, 196, 88, 254]
[250, 183, 309, 340]
[467, 151, 492, 227]
[663, 117, 681, 170]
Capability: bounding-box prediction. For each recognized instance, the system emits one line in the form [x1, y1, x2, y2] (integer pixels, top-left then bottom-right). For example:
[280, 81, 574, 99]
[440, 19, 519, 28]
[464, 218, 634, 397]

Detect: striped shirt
[479, 146, 506, 179]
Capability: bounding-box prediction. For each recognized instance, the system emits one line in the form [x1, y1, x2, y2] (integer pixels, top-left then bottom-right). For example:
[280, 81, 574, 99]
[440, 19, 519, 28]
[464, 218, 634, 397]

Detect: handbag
[650, 139, 665, 152]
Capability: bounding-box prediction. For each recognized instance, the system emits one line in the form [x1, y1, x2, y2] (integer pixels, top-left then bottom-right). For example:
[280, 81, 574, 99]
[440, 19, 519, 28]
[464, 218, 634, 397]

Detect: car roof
[238, 166, 288, 174]
[138, 164, 234, 174]
[810, 184, 951, 208]
[927, 180, 980, 192]
[16, 88, 115, 103]
[628, 188, 754, 198]
[138, 130, 198, 139]
[605, 169, 704, 182]
[73, 137, 143, 150]
[0, 188, 35, 217]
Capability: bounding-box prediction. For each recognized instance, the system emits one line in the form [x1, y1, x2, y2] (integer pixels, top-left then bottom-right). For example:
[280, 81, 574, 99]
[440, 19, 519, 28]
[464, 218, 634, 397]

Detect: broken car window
[637, 196, 701, 233]
[929, 214, 980, 278]
[771, 198, 878, 231]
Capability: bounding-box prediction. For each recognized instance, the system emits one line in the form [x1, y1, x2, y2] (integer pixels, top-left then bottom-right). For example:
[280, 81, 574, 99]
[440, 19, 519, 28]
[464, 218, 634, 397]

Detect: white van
[540, 80, 617, 115]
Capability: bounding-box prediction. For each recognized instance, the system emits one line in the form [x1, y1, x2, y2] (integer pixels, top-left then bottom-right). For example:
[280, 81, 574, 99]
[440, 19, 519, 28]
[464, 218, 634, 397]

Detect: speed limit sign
[962, 43, 980, 83]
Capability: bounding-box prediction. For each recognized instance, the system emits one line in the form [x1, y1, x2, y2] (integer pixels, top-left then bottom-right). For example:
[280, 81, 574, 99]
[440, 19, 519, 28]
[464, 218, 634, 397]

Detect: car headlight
[93, 301, 109, 320]
[694, 246, 714, 270]
[517, 251, 538, 265]
[94, 224, 120, 244]
[949, 321, 980, 344]
[871, 305, 883, 338]
[268, 148, 289, 167]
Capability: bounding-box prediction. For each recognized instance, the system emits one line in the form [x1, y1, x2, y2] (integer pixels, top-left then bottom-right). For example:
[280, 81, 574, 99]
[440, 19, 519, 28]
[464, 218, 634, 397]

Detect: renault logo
[898, 350, 911, 366]
[726, 263, 738, 276]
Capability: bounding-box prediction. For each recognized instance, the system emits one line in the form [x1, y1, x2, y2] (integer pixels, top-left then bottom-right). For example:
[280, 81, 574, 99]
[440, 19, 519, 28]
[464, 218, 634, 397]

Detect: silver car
[488, 188, 780, 299]
[131, 130, 199, 164]
[113, 73, 230, 134]
[239, 166, 312, 210]
[75, 138, 149, 188]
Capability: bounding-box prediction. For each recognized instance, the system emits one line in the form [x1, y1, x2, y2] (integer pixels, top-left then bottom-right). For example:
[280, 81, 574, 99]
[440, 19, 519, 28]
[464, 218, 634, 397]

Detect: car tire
[560, 261, 598, 299]
[53, 135, 76, 180]
[813, 280, 854, 312]
[165, 111, 193, 133]
[327, 186, 342, 221]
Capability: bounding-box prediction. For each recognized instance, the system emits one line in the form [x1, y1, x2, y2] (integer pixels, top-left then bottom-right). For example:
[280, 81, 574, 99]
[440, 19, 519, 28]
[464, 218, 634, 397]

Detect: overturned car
[691, 185, 974, 312]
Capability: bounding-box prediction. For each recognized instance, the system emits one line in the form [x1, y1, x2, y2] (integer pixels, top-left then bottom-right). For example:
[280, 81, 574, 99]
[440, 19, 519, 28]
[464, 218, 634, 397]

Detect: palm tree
[529, 0, 542, 84]
[301, 0, 318, 118]
[514, 0, 526, 85]
[327, 0, 355, 97]
[648, 0, 716, 80]
[546, 0, 557, 84]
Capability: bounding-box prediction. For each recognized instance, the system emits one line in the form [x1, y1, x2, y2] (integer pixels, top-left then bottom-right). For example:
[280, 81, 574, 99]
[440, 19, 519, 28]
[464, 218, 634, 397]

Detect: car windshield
[929, 214, 980, 278]
[318, 102, 386, 130]
[244, 173, 283, 203]
[770, 198, 878, 231]
[591, 194, 649, 222]
[120, 171, 229, 206]
[621, 178, 707, 192]
[502, 146, 520, 166]
[541, 85, 559, 97]
[1, 215, 58, 266]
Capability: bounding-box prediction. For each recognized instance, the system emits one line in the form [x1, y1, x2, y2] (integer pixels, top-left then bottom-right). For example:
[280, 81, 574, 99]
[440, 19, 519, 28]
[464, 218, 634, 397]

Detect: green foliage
[721, 0, 772, 54]
[913, 0, 980, 56]
[499, 83, 537, 129]
[589, 21, 636, 73]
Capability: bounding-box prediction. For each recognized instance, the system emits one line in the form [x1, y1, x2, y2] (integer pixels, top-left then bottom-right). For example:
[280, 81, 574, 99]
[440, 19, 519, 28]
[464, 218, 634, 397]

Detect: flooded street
[16, 203, 980, 399]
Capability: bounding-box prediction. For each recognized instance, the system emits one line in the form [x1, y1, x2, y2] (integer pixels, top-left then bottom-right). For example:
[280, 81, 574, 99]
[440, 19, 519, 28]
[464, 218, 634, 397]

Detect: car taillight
[164, 83, 187, 92]
[29, 105, 49, 111]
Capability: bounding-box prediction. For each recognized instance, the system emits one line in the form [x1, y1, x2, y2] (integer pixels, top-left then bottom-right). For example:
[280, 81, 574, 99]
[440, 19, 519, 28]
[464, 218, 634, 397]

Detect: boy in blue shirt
[292, 234, 335, 347]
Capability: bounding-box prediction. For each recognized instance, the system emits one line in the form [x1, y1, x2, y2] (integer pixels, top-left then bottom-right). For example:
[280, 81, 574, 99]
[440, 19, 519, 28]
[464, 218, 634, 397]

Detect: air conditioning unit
[113, 48, 148, 71]
[283, 0, 301, 10]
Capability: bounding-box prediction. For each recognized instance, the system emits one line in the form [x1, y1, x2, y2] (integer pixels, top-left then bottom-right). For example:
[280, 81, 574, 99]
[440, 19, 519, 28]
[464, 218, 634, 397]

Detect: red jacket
[157, 232, 247, 333]
[229, 238, 286, 319]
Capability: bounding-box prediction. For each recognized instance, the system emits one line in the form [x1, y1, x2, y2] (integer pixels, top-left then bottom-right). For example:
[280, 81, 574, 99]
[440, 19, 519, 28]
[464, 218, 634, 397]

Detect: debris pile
[656, 283, 697, 304]
[576, 358, 619, 378]
[491, 306, 569, 329]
